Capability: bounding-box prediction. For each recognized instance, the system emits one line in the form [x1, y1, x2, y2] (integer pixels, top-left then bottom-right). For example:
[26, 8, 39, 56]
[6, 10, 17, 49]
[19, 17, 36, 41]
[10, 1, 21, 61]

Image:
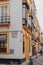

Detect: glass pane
[5, 6, 8, 16]
[1, 43, 3, 48]
[22, 6, 26, 18]
[1, 6, 4, 16]
[1, 6, 4, 23]
[5, 6, 8, 22]
[0, 34, 7, 52]
[0, 7, 1, 23]
[3, 41, 7, 48]
[4, 43, 7, 48]
[0, 7, 1, 16]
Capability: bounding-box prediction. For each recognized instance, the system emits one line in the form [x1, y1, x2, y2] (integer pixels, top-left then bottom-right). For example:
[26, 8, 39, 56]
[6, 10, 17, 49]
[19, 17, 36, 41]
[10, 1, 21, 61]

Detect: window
[22, 4, 28, 26]
[23, 35, 25, 53]
[0, 34, 7, 52]
[1, 6, 8, 23]
[0, 5, 9, 23]
[4, 6, 8, 22]
[22, 4, 26, 18]
[23, 40, 25, 53]
[29, 38, 30, 52]
[1, 6, 4, 23]
[1, 6, 8, 16]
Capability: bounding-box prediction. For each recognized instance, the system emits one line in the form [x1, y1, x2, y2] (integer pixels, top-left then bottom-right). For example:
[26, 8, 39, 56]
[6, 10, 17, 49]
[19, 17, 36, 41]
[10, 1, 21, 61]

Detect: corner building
[0, 0, 40, 64]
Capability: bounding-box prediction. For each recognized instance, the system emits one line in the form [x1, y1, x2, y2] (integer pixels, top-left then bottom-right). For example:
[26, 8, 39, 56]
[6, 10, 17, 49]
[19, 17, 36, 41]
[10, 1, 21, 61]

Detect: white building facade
[0, 0, 36, 64]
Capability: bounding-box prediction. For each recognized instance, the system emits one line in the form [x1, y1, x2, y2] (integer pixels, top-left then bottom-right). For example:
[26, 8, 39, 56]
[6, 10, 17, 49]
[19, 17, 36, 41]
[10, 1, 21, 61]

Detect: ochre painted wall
[24, 33, 31, 60]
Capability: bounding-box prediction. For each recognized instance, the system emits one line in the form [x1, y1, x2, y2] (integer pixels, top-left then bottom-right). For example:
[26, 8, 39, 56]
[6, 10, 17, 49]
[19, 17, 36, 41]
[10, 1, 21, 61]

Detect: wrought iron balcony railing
[22, 18, 27, 26]
[22, 1, 29, 9]
[25, 2, 29, 9]
[0, 16, 10, 26]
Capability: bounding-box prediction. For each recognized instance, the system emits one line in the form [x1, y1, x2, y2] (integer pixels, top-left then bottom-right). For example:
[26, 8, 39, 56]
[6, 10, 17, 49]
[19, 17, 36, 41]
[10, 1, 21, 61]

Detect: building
[0, 0, 33, 64]
[40, 32, 43, 46]
[32, 17, 40, 56]
[0, 0, 23, 64]
[0, 0, 40, 64]
[29, 0, 40, 56]
[22, 0, 32, 60]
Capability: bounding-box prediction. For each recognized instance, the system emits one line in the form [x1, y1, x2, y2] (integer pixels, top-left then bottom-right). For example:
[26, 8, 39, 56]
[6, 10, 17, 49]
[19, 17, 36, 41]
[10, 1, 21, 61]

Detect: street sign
[12, 31, 18, 38]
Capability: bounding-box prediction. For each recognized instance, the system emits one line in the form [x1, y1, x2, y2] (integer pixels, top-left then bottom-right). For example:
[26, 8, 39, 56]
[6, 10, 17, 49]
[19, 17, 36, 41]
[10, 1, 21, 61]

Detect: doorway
[32, 45, 36, 56]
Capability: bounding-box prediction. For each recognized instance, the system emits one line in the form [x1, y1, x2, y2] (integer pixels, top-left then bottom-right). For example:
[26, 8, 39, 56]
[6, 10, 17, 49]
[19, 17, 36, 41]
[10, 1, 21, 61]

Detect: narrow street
[0, 0, 43, 65]
[33, 55, 43, 65]
[0, 55, 43, 65]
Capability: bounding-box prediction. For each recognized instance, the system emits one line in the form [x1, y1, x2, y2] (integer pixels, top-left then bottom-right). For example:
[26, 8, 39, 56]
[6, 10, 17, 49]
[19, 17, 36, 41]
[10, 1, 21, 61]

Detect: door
[32, 45, 36, 56]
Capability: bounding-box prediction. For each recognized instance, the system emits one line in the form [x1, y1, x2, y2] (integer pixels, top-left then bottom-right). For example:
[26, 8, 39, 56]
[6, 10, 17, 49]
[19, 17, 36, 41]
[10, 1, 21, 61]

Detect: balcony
[22, 18, 27, 26]
[26, 2, 29, 9]
[0, 16, 10, 26]
[22, 18, 32, 35]
[22, 0, 29, 9]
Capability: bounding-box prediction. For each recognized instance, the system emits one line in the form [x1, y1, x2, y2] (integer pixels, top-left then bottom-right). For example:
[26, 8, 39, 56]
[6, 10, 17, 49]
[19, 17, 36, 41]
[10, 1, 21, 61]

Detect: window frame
[23, 35, 25, 53]
[0, 3, 10, 25]
[0, 32, 10, 54]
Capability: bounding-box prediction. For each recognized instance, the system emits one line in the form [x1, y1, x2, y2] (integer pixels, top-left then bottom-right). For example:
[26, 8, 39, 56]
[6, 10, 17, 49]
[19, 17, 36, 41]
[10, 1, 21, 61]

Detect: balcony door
[0, 6, 8, 23]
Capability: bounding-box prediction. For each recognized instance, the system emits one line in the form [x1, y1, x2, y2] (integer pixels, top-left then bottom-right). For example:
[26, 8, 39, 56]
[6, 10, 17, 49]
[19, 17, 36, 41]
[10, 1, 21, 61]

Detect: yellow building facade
[0, 0, 10, 54]
[0, 0, 40, 64]
[22, 0, 40, 58]
[23, 26, 32, 60]
[32, 17, 40, 56]
[22, 0, 32, 60]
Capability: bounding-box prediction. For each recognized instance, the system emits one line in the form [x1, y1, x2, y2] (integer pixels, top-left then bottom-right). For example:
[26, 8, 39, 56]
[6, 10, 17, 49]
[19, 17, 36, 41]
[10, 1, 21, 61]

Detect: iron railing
[0, 16, 10, 24]
[22, 18, 32, 31]
[22, 18, 27, 26]
[25, 1, 29, 9]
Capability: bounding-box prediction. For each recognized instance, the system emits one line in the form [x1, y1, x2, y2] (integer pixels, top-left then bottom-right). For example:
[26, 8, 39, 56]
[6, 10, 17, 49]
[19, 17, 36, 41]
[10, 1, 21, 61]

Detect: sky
[34, 0, 43, 31]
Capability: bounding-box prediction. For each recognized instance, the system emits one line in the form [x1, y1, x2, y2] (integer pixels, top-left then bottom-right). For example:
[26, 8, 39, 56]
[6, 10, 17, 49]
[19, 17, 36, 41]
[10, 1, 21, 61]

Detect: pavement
[0, 54, 43, 65]
[21, 53, 40, 65]
[22, 54, 43, 65]
[33, 55, 43, 65]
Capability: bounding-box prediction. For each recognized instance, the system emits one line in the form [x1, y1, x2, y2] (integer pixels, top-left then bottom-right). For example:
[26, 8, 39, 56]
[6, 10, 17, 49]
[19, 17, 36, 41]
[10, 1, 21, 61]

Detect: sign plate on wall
[12, 31, 18, 38]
